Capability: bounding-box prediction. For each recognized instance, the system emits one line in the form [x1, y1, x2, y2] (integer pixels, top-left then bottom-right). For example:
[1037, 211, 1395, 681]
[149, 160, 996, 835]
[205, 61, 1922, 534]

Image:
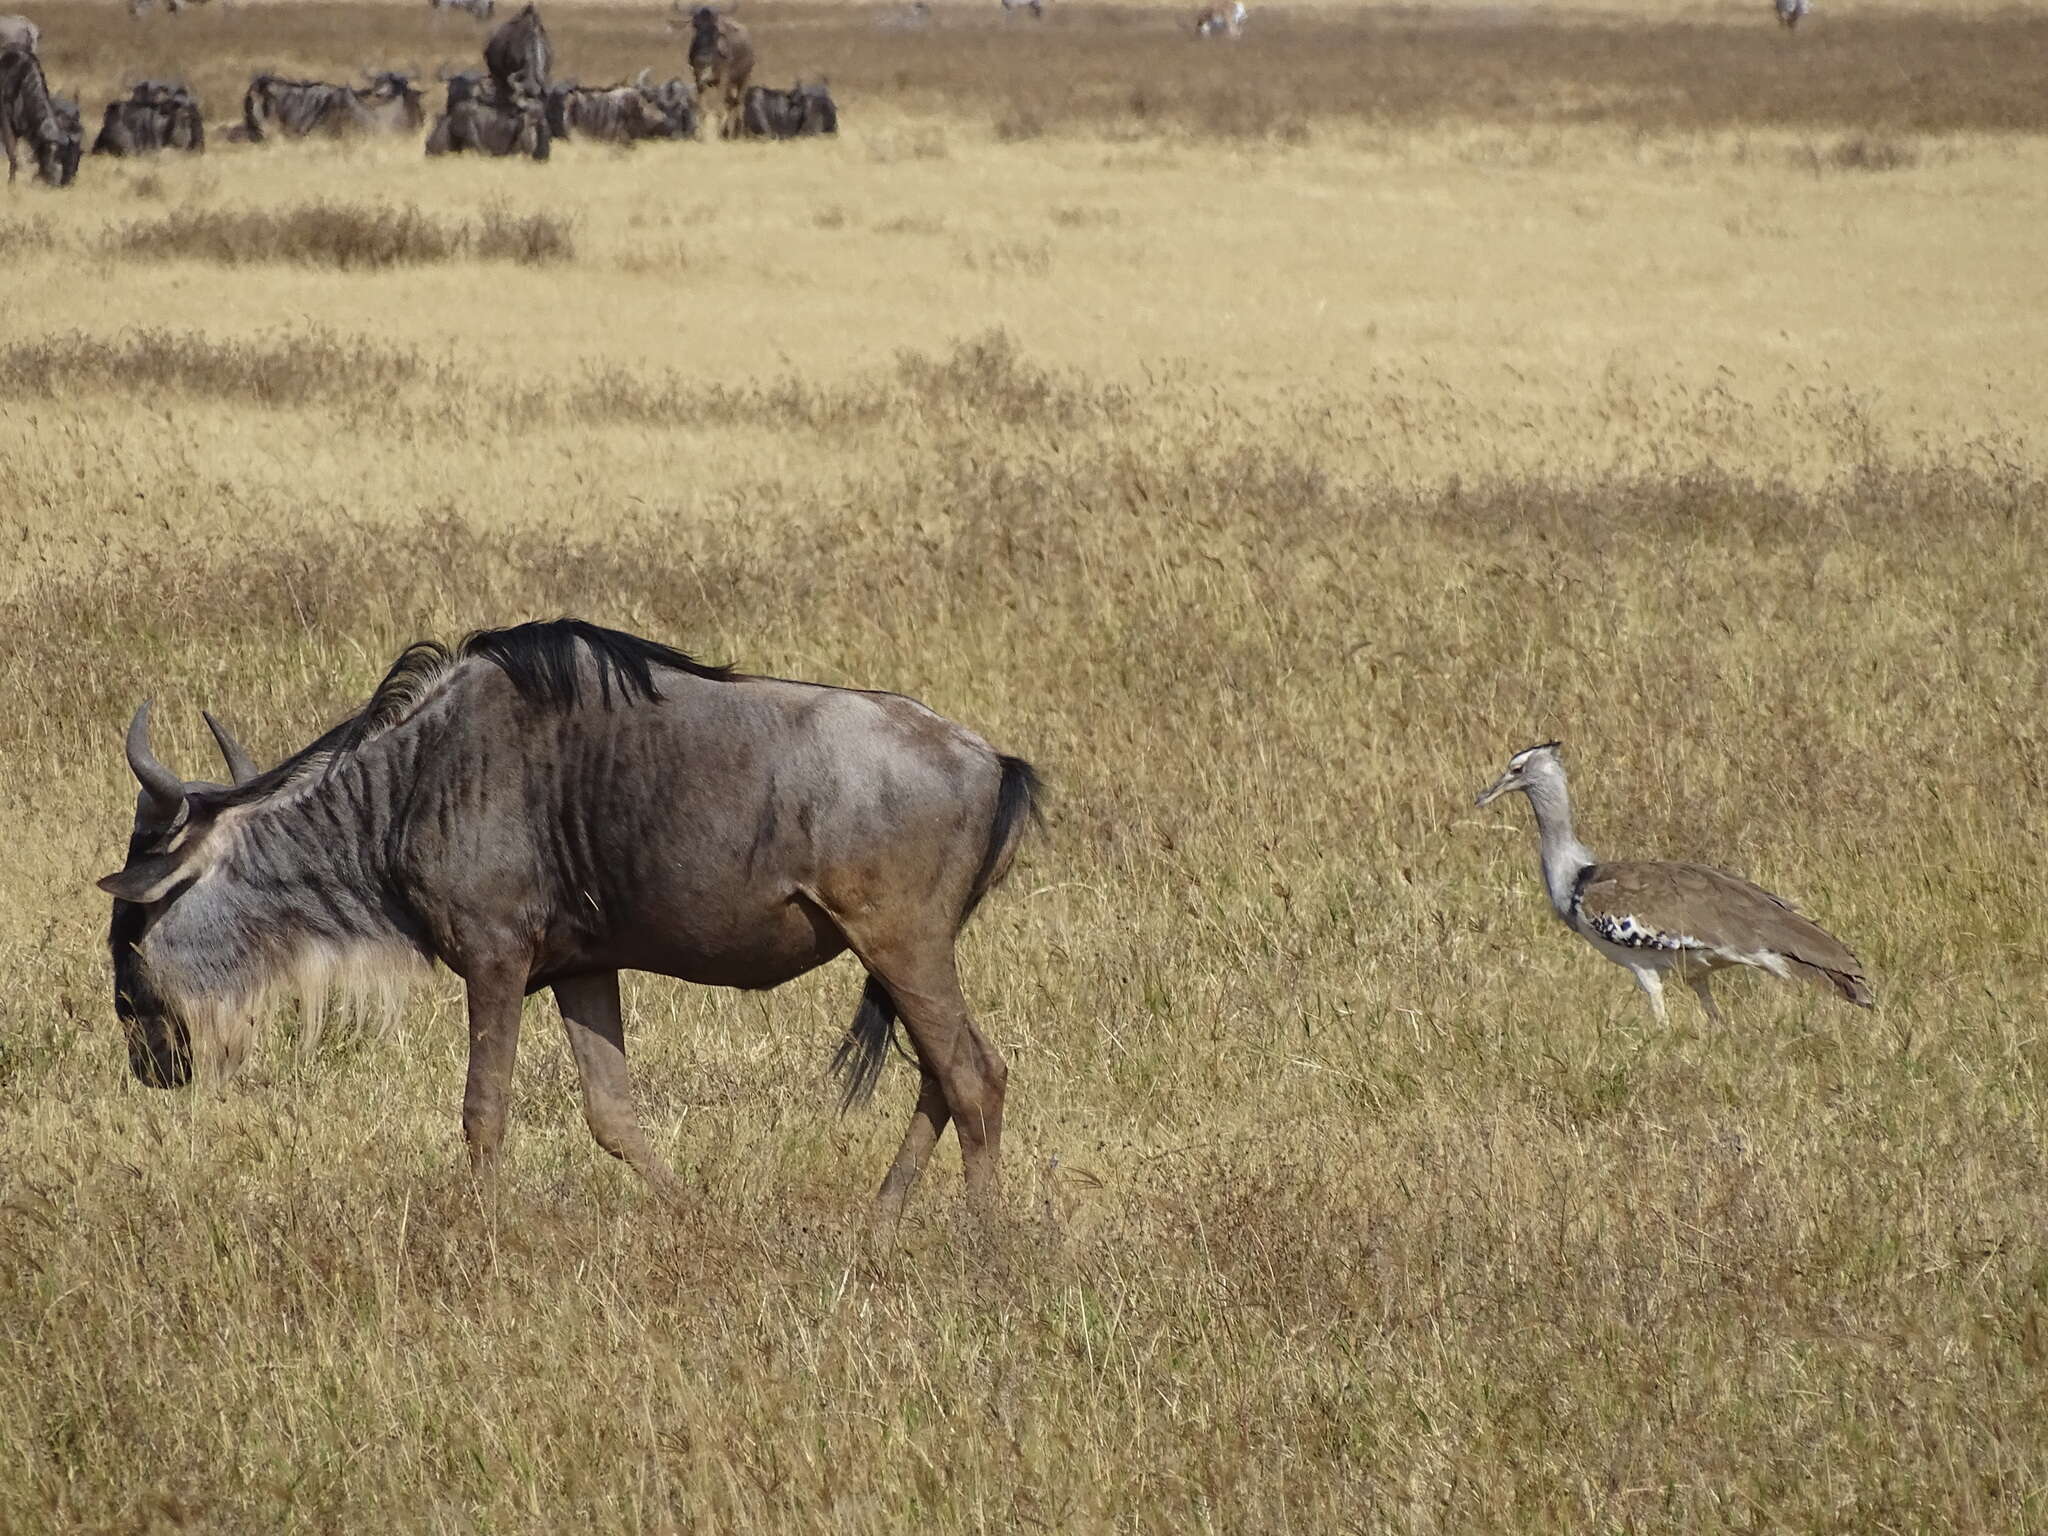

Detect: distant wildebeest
[681, 5, 752, 122]
[999, 0, 1045, 17]
[1774, 0, 1810, 27]
[724, 79, 836, 140]
[426, 89, 549, 157]
[128, 0, 209, 15]
[101, 621, 1040, 1220]
[0, 14, 37, 53]
[93, 80, 205, 155]
[242, 71, 425, 141]
[429, 0, 495, 19]
[484, 2, 551, 98]
[546, 73, 695, 142]
[1194, 0, 1245, 37]
[1, 43, 78, 184]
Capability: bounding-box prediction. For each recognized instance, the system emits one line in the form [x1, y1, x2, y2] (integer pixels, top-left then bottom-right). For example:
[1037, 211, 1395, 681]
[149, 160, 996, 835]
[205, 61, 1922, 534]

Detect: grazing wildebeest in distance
[999, 0, 1045, 18]
[1, 43, 78, 183]
[725, 79, 836, 140]
[547, 73, 695, 142]
[484, 2, 552, 99]
[1775, 0, 1810, 28]
[429, 0, 496, 19]
[681, 5, 752, 123]
[426, 89, 549, 156]
[243, 72, 424, 141]
[101, 622, 1040, 1220]
[93, 80, 205, 155]
[0, 14, 37, 53]
[1194, 0, 1245, 37]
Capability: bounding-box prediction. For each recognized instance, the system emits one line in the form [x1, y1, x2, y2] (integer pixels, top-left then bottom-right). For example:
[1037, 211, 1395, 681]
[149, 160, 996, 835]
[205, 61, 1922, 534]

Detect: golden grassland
[4, 0, 2048, 1530]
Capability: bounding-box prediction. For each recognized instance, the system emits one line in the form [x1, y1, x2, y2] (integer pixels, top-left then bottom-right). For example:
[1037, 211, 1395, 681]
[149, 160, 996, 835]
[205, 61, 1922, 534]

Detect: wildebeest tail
[830, 974, 900, 1111]
[965, 754, 1042, 922]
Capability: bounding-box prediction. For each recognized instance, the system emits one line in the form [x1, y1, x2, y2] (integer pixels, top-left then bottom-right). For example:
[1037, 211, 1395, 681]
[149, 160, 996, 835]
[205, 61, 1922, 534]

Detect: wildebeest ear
[98, 848, 196, 905]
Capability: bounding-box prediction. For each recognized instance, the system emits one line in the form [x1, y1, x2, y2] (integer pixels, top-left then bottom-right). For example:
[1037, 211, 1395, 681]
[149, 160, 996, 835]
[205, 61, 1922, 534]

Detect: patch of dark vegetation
[1793, 135, 1920, 174]
[502, 330, 1126, 437]
[474, 204, 576, 264]
[0, 328, 424, 409]
[104, 202, 574, 270]
[0, 218, 58, 257]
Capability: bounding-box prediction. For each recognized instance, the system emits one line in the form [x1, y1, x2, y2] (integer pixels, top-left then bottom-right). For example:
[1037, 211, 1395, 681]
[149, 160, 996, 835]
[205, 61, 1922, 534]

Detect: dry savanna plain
[3, 0, 2048, 1528]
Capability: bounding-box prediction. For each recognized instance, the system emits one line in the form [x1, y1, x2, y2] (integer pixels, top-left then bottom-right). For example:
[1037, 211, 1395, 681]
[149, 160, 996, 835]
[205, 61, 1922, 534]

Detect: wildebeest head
[650, 76, 698, 138]
[360, 70, 428, 131]
[47, 93, 82, 183]
[102, 705, 263, 1087]
[794, 79, 836, 135]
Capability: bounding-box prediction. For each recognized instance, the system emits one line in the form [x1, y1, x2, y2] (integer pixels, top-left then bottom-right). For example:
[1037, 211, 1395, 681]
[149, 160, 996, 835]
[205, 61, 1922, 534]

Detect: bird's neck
[1523, 776, 1595, 920]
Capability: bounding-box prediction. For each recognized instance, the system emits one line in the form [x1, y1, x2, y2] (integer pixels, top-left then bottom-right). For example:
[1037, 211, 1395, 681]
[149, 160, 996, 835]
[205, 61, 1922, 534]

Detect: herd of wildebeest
[0, 0, 839, 184]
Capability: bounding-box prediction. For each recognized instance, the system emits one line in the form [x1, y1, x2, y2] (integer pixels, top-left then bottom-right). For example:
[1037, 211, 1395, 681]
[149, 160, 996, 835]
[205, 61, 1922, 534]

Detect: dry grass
[4, 0, 2048, 1531]
[104, 200, 575, 267]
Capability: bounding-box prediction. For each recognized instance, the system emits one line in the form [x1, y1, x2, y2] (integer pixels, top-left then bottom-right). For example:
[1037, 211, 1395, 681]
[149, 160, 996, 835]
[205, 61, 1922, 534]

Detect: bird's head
[1475, 740, 1564, 808]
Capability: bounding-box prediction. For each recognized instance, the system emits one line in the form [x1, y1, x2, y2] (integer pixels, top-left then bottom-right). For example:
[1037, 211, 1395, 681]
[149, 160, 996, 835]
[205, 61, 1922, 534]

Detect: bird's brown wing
[1577, 861, 1872, 1004]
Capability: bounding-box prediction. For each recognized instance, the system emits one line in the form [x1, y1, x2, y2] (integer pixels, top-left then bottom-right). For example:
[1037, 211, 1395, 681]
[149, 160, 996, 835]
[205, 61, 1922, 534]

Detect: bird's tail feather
[1789, 957, 1873, 1008]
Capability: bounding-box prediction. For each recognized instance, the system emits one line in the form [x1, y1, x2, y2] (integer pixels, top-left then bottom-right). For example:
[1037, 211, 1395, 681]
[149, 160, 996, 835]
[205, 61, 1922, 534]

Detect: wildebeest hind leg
[874, 1066, 951, 1227]
[855, 940, 1007, 1220]
[553, 970, 688, 1206]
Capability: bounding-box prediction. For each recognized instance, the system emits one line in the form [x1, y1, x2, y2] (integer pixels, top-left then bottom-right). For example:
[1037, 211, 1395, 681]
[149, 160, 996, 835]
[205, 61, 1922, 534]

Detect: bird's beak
[1473, 772, 1516, 808]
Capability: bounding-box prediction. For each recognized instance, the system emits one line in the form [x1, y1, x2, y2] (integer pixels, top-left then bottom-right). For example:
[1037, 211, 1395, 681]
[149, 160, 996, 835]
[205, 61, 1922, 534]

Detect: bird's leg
[1686, 973, 1725, 1027]
[1630, 967, 1668, 1025]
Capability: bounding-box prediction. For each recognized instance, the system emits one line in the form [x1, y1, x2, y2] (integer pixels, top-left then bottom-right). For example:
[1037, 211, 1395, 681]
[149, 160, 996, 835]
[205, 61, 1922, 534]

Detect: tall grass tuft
[104, 202, 575, 269]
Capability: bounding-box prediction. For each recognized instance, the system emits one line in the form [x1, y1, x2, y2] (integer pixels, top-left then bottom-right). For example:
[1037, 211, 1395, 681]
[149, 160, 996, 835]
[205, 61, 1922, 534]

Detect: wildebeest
[1775, 0, 1810, 28]
[243, 71, 425, 141]
[999, 0, 1045, 17]
[429, 0, 496, 18]
[1, 43, 77, 184]
[426, 90, 549, 158]
[724, 79, 836, 140]
[546, 73, 695, 142]
[93, 80, 205, 155]
[484, 2, 551, 99]
[0, 14, 37, 53]
[682, 5, 753, 120]
[102, 621, 1040, 1220]
[1194, 0, 1245, 37]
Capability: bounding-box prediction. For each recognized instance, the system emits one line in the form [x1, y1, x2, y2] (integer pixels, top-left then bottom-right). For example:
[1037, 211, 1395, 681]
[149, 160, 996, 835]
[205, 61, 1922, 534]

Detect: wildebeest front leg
[461, 969, 525, 1183]
[553, 971, 688, 1205]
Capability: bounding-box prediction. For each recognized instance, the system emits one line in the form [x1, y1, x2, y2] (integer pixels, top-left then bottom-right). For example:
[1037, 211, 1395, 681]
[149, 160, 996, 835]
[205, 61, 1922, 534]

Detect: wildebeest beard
[107, 786, 429, 1087]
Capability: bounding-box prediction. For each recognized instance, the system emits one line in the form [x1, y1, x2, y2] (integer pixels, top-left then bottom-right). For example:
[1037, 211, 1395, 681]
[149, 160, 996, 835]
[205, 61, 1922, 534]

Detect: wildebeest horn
[125, 702, 186, 813]
[202, 711, 259, 786]
[635, 66, 652, 89]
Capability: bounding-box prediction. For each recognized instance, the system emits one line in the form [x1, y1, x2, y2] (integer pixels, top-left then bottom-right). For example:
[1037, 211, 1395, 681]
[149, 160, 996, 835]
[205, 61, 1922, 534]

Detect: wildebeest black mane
[463, 619, 731, 708]
[210, 621, 729, 809]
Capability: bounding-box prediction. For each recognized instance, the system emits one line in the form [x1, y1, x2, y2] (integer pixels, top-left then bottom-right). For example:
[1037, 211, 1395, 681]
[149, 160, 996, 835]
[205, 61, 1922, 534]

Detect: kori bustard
[1475, 742, 1872, 1023]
